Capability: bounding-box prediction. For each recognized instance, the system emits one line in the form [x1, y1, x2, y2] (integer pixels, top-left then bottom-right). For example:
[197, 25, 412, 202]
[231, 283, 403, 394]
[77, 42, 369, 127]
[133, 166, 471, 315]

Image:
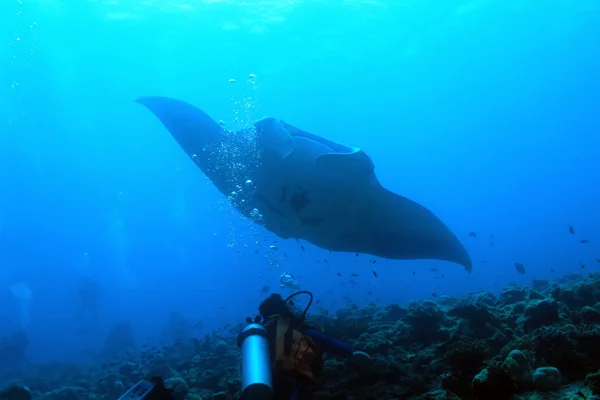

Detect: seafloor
[1, 273, 600, 400]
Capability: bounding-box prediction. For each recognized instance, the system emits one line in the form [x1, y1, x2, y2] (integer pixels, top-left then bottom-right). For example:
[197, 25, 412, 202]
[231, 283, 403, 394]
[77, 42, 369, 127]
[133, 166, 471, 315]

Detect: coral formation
[2, 273, 600, 400]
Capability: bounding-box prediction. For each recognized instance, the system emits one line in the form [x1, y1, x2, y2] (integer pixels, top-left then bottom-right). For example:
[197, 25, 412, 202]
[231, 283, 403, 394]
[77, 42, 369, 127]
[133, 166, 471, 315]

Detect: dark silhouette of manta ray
[137, 96, 472, 272]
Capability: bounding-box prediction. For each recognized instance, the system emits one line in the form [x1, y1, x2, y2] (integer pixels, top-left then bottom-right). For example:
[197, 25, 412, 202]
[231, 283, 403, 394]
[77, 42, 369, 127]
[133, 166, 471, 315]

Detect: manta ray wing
[273, 133, 472, 271]
[359, 185, 472, 271]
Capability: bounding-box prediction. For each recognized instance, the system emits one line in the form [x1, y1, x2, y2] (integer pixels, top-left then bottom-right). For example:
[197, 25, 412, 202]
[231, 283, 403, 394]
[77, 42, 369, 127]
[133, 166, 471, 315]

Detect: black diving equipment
[117, 377, 174, 400]
[283, 290, 313, 321]
[237, 318, 273, 400]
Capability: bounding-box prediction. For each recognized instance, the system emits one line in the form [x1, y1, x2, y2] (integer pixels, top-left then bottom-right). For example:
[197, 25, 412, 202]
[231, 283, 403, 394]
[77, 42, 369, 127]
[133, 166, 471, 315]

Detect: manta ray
[137, 96, 472, 272]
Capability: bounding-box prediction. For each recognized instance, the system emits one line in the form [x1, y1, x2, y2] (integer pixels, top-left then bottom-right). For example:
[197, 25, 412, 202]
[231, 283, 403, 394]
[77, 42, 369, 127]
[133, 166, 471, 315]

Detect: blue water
[0, 0, 599, 363]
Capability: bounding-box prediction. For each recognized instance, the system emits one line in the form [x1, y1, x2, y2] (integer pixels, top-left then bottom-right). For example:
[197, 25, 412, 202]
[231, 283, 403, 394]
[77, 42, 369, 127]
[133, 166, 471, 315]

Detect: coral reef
[2, 273, 600, 400]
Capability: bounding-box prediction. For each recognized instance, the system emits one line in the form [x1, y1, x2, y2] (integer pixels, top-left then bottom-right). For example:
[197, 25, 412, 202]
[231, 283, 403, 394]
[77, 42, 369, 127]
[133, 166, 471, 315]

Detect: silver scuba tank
[237, 320, 273, 400]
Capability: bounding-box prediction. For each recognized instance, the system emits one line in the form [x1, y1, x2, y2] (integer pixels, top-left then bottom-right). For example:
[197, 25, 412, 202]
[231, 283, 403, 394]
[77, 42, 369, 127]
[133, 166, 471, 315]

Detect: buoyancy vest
[264, 315, 323, 383]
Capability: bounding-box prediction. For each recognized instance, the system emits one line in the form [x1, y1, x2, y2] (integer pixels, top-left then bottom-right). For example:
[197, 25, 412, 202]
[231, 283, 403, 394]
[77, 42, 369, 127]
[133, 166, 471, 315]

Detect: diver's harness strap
[279, 317, 296, 370]
[266, 315, 321, 378]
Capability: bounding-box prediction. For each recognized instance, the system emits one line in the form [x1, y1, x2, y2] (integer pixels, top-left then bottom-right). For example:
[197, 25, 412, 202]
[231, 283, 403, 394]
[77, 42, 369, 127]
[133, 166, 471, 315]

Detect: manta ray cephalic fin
[316, 150, 375, 175]
[255, 117, 295, 159]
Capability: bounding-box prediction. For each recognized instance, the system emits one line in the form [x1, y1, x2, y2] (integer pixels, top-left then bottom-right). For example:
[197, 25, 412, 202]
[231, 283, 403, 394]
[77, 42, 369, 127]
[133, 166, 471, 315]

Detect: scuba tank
[237, 317, 272, 400]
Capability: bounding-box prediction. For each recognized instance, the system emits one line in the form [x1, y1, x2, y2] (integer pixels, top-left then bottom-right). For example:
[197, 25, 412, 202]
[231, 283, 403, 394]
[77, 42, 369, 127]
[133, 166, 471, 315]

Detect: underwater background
[0, 0, 599, 376]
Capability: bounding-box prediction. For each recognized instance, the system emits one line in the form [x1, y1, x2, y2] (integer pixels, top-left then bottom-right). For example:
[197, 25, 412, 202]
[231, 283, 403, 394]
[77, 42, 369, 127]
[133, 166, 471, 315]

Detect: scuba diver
[111, 291, 372, 400]
[251, 291, 372, 400]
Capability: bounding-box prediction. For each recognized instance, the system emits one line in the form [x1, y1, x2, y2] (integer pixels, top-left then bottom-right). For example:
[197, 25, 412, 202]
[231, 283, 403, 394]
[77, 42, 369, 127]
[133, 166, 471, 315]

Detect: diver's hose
[283, 290, 313, 320]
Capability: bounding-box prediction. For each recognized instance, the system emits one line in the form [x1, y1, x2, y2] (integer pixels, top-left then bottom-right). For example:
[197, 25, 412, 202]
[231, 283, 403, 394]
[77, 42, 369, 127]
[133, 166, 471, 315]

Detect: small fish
[336, 272, 342, 276]
[324, 259, 328, 263]
[300, 246, 305, 252]
[489, 242, 495, 247]
[576, 391, 587, 399]
[551, 268, 555, 272]
[351, 273, 358, 277]
[284, 253, 288, 258]
[372, 270, 378, 277]
[412, 271, 416, 275]
[468, 231, 477, 238]
[430, 268, 438, 272]
[580, 239, 589, 244]
[329, 250, 332, 253]
[490, 234, 494, 239]
[370, 259, 377, 264]
[367, 291, 373, 295]
[514, 262, 526, 275]
[431, 292, 437, 297]
[355, 253, 359, 257]
[597, 259, 600, 263]
[581, 264, 586, 269]
[261, 285, 270, 293]
[569, 224, 575, 234]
